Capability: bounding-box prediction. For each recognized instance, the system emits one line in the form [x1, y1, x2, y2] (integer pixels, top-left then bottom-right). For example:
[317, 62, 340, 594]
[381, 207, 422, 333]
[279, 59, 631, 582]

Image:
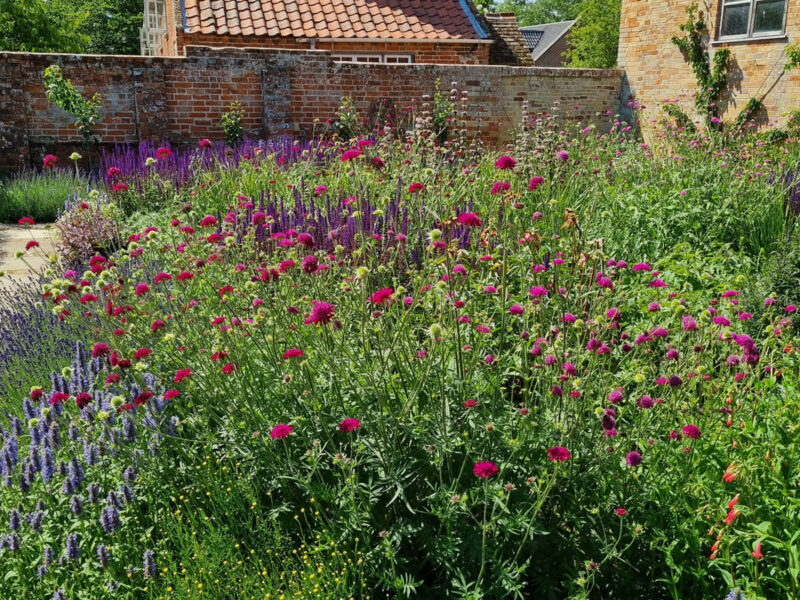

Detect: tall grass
[0, 169, 90, 223]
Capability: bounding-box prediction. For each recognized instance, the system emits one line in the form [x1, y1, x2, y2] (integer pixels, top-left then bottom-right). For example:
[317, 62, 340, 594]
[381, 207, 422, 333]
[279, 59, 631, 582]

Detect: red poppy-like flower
[18, 217, 35, 226]
[283, 348, 303, 359]
[164, 390, 180, 400]
[134, 348, 152, 360]
[491, 180, 511, 195]
[221, 362, 235, 374]
[154, 272, 172, 284]
[49, 392, 70, 405]
[547, 446, 571, 462]
[151, 320, 166, 332]
[43, 154, 58, 168]
[135, 283, 150, 296]
[615, 507, 627, 516]
[30, 387, 43, 401]
[155, 147, 173, 159]
[25, 240, 39, 251]
[338, 417, 361, 432]
[91, 342, 111, 357]
[200, 215, 218, 228]
[134, 392, 153, 406]
[341, 149, 361, 162]
[113, 183, 129, 193]
[463, 400, 477, 408]
[75, 392, 93, 409]
[270, 423, 293, 439]
[105, 373, 121, 385]
[408, 183, 425, 194]
[174, 368, 192, 383]
[302, 255, 318, 274]
[473, 461, 498, 479]
[369, 288, 394, 305]
[177, 271, 194, 282]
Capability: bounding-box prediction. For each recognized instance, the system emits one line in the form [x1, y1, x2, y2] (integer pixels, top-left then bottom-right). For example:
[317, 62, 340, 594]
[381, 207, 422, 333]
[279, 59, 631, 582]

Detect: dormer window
[718, 0, 787, 39]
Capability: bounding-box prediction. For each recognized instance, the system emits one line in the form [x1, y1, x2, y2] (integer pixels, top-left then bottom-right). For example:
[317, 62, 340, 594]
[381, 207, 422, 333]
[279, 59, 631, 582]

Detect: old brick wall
[618, 0, 800, 129]
[0, 47, 623, 172]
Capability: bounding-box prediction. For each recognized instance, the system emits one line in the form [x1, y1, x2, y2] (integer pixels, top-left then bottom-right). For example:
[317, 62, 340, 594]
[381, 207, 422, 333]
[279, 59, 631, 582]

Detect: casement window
[718, 0, 788, 39]
[332, 53, 414, 64]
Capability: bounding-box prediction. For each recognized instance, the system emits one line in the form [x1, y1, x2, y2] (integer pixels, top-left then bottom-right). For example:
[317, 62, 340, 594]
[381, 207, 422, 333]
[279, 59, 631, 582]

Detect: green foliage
[0, 169, 88, 223]
[0, 0, 87, 52]
[662, 103, 696, 131]
[497, 0, 582, 25]
[69, 0, 143, 55]
[785, 43, 800, 71]
[220, 101, 245, 146]
[670, 4, 731, 125]
[43, 65, 103, 150]
[432, 79, 455, 145]
[566, 0, 621, 68]
[734, 97, 765, 130]
[332, 96, 360, 140]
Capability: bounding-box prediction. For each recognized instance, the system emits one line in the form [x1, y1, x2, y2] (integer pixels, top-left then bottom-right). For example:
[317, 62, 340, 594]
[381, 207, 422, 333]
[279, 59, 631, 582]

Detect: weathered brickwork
[0, 47, 622, 171]
[618, 0, 800, 129]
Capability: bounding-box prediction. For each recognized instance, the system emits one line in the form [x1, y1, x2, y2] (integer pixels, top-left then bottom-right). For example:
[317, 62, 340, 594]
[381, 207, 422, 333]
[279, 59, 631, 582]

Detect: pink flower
[490, 180, 511, 195]
[135, 283, 150, 296]
[154, 272, 172, 284]
[682, 424, 701, 439]
[341, 149, 361, 162]
[173, 368, 192, 383]
[164, 390, 180, 400]
[302, 255, 318, 274]
[494, 155, 516, 170]
[528, 176, 545, 191]
[270, 424, 293, 439]
[369, 288, 394, 305]
[457, 212, 483, 227]
[473, 461, 498, 478]
[615, 508, 627, 516]
[200, 215, 218, 228]
[155, 147, 173, 159]
[463, 399, 477, 408]
[626, 451, 642, 467]
[556, 150, 569, 161]
[91, 342, 111, 357]
[18, 217, 35, 225]
[25, 240, 39, 251]
[106, 167, 121, 178]
[787, 305, 798, 313]
[314, 185, 328, 196]
[134, 348, 152, 360]
[283, 348, 303, 359]
[43, 154, 58, 168]
[529, 286, 548, 298]
[305, 301, 335, 325]
[547, 446, 571, 462]
[408, 183, 425, 193]
[632, 262, 652, 272]
[113, 183, 129, 193]
[338, 418, 361, 432]
[509, 304, 524, 315]
[198, 138, 212, 148]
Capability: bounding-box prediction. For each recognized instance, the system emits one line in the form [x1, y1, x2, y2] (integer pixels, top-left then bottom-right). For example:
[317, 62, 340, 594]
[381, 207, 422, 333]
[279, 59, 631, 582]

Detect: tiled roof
[520, 20, 575, 61]
[485, 12, 534, 66]
[182, 0, 488, 40]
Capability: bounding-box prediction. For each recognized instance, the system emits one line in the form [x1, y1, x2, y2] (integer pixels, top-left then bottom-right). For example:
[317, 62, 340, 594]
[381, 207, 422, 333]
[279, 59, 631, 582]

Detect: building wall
[535, 36, 570, 68]
[618, 0, 800, 128]
[0, 46, 623, 172]
[173, 32, 492, 64]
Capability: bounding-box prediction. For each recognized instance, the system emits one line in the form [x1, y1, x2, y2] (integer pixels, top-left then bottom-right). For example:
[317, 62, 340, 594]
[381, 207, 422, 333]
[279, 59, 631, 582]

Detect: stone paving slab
[0, 225, 56, 291]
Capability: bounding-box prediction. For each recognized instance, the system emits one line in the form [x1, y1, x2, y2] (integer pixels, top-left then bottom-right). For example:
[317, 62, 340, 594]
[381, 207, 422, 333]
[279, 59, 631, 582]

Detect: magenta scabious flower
[370, 288, 394, 305]
[509, 304, 524, 315]
[341, 149, 361, 162]
[283, 348, 303, 359]
[626, 451, 642, 467]
[457, 212, 483, 227]
[270, 424, 293, 439]
[338, 418, 361, 432]
[491, 181, 511, 195]
[305, 301, 335, 325]
[173, 368, 192, 383]
[632, 262, 652, 272]
[495, 155, 517, 170]
[682, 424, 701, 439]
[556, 150, 569, 161]
[473, 461, 498, 478]
[529, 286, 548, 298]
[528, 176, 545, 191]
[547, 446, 571, 462]
[135, 283, 150, 296]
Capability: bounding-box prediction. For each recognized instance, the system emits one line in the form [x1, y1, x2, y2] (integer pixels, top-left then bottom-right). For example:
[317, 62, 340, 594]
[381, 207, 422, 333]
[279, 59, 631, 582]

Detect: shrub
[220, 101, 245, 146]
[0, 169, 87, 223]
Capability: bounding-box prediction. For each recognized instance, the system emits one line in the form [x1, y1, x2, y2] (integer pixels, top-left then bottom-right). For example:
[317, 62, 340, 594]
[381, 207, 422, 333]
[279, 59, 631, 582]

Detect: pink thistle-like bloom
[547, 446, 571, 462]
[283, 348, 303, 359]
[615, 508, 627, 516]
[463, 399, 477, 408]
[200, 215, 218, 228]
[302, 255, 319, 274]
[682, 424, 701, 439]
[341, 149, 361, 162]
[787, 305, 798, 313]
[509, 304, 525, 315]
[338, 418, 361, 432]
[649, 278, 667, 288]
[712, 316, 731, 326]
[495, 155, 517, 170]
[556, 150, 569, 161]
[270, 424, 293, 439]
[370, 288, 394, 305]
[18, 217, 35, 225]
[473, 461, 498, 478]
[457, 212, 483, 227]
[43, 154, 58, 168]
[528, 176, 545, 191]
[113, 183, 129, 193]
[155, 147, 173, 159]
[135, 283, 150, 296]
[626, 451, 642, 467]
[154, 272, 172, 284]
[252, 211, 267, 225]
[164, 390, 180, 400]
[134, 348, 152, 360]
[408, 182, 425, 194]
[174, 368, 192, 383]
[106, 167, 121, 178]
[91, 343, 111, 358]
[198, 138, 212, 148]
[632, 262, 652, 272]
[490, 180, 511, 195]
[314, 185, 328, 196]
[529, 286, 548, 298]
[25, 240, 39, 251]
[305, 301, 335, 325]
[764, 297, 775, 307]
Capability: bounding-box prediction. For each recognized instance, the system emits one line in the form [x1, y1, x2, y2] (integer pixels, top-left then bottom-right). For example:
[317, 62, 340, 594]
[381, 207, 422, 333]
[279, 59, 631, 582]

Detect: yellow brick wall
[618, 0, 800, 130]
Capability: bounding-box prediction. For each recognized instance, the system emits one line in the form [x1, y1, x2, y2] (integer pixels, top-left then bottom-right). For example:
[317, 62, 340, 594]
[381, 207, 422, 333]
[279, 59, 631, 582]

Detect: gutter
[296, 37, 492, 44]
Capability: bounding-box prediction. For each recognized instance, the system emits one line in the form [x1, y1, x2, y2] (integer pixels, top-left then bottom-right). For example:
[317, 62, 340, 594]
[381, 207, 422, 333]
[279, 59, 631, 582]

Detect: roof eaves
[180, 0, 187, 31]
[531, 20, 576, 61]
[458, 0, 489, 39]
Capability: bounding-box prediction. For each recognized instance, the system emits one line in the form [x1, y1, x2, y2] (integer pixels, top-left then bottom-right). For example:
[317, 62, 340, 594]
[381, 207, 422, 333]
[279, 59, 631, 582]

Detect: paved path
[0, 225, 56, 291]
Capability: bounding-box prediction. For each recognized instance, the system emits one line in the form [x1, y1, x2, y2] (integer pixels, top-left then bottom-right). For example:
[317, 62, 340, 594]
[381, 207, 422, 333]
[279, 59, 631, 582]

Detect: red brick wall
[175, 32, 491, 64]
[0, 47, 623, 171]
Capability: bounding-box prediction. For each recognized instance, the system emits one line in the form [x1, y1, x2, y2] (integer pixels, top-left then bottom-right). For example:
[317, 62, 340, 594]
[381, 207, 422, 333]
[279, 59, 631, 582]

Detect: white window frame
[717, 0, 788, 41]
[332, 53, 414, 64]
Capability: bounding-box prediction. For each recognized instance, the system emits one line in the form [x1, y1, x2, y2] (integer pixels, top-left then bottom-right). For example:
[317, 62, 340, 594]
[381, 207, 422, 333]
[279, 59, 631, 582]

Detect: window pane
[754, 0, 786, 32]
[720, 5, 750, 36]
